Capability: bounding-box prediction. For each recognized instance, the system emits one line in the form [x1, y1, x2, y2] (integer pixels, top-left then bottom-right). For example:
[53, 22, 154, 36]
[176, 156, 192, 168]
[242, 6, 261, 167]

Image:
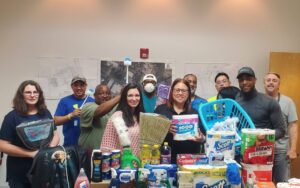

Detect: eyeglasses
[173, 88, 188, 94]
[23, 91, 39, 96]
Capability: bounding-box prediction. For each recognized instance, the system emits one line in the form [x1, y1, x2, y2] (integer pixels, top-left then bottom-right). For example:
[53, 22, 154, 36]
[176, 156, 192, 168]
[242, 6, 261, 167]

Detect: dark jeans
[8, 180, 31, 188]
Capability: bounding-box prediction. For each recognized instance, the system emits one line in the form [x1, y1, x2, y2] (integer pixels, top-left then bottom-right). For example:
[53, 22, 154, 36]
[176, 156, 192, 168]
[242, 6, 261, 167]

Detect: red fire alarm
[140, 48, 149, 59]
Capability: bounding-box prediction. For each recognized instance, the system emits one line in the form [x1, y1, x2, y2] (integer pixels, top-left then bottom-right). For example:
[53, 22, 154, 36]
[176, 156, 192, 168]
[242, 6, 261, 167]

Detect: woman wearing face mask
[141, 74, 158, 113]
[154, 78, 205, 164]
[100, 83, 145, 156]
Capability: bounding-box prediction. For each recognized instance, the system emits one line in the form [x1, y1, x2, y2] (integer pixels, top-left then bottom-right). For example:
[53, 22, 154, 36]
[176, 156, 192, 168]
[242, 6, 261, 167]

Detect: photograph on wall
[101, 60, 172, 96]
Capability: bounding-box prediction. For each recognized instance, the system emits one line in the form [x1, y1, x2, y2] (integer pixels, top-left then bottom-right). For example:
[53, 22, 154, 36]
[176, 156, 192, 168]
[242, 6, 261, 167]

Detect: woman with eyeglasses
[100, 83, 145, 156]
[0, 80, 60, 188]
[154, 78, 205, 164]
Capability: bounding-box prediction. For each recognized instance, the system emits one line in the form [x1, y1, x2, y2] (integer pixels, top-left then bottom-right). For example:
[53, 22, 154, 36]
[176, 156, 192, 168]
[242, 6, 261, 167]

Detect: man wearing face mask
[141, 74, 158, 113]
[184, 74, 207, 111]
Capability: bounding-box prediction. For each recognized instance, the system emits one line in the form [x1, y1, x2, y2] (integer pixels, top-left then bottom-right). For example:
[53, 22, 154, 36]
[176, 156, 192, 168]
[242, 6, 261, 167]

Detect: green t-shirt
[79, 102, 116, 150]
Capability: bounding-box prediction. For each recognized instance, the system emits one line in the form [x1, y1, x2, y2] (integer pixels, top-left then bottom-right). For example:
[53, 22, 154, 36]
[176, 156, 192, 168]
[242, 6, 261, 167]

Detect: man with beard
[54, 76, 94, 146]
[264, 72, 298, 183]
[141, 74, 158, 113]
[183, 74, 207, 111]
[236, 67, 286, 140]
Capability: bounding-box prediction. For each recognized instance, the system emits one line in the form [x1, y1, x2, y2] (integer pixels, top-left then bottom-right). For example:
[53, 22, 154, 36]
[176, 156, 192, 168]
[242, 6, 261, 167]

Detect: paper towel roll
[241, 128, 275, 165]
[206, 130, 236, 160]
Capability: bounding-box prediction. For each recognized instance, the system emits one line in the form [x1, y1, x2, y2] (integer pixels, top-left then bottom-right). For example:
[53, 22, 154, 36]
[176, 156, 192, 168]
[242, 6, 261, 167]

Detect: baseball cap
[236, 67, 255, 79]
[71, 76, 87, 84]
[142, 74, 157, 83]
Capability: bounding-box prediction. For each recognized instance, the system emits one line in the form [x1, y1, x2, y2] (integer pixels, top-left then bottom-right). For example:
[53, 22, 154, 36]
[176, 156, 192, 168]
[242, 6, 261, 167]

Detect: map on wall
[101, 60, 172, 96]
[184, 63, 244, 99]
[37, 57, 99, 99]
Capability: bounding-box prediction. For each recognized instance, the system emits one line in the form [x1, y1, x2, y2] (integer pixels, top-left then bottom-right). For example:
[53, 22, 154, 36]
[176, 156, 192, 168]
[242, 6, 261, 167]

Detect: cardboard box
[90, 180, 110, 188]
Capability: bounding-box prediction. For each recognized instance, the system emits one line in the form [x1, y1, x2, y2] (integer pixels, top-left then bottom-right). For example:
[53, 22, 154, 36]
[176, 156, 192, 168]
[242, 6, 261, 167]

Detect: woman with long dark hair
[100, 83, 144, 156]
[155, 78, 205, 163]
[0, 80, 60, 188]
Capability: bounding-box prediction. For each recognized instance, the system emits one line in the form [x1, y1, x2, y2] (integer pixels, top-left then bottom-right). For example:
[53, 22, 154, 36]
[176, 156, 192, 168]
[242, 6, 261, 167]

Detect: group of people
[0, 66, 298, 187]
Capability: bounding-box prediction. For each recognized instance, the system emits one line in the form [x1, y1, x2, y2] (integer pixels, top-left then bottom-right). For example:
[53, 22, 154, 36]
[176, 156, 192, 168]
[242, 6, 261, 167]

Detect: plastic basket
[198, 99, 255, 154]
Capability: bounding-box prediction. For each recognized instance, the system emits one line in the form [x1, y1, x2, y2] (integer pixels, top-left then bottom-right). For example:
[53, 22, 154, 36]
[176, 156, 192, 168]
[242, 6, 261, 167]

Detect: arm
[48, 130, 60, 147]
[54, 108, 81, 126]
[0, 139, 37, 158]
[94, 95, 120, 118]
[270, 102, 286, 140]
[288, 121, 298, 159]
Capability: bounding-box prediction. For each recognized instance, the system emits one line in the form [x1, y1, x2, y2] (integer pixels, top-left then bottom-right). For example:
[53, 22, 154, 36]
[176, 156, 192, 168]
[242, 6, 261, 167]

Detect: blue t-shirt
[54, 94, 94, 146]
[192, 95, 207, 112]
[0, 109, 52, 182]
[142, 92, 157, 113]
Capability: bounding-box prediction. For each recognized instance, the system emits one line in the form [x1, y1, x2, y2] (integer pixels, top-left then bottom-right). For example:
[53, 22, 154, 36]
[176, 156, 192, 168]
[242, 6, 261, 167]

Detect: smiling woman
[100, 83, 145, 156]
[154, 78, 205, 164]
[0, 80, 60, 188]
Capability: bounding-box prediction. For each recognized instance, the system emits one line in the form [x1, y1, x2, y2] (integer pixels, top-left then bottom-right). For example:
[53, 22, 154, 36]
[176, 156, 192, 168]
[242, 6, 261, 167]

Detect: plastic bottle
[91, 150, 102, 182]
[74, 168, 90, 188]
[160, 142, 171, 164]
[151, 144, 161, 165]
[121, 147, 141, 169]
[140, 144, 152, 167]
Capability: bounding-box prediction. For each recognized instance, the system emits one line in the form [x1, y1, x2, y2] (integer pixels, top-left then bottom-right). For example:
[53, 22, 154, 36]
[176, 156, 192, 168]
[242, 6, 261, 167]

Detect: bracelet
[67, 114, 72, 120]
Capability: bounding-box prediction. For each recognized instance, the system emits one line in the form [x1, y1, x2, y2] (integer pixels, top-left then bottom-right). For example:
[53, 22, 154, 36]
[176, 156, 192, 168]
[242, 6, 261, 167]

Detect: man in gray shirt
[236, 67, 286, 140]
[264, 72, 298, 183]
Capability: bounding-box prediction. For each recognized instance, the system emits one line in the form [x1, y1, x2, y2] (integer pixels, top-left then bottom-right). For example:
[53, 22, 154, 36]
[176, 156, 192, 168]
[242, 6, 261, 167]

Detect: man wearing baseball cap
[141, 74, 158, 113]
[236, 67, 286, 141]
[54, 75, 94, 146]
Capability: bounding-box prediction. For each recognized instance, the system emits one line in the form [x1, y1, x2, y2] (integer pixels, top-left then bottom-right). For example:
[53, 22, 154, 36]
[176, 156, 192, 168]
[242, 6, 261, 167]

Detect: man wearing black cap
[236, 67, 285, 140]
[54, 76, 94, 146]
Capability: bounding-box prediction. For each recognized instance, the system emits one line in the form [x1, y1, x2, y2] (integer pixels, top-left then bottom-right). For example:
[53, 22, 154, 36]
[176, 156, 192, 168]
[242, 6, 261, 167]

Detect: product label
[214, 140, 234, 152]
[160, 154, 171, 164]
[195, 179, 227, 188]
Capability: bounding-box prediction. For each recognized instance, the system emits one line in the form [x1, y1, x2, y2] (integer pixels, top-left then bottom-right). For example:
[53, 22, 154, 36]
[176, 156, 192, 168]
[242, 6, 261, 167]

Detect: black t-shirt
[154, 104, 203, 164]
[0, 109, 53, 183]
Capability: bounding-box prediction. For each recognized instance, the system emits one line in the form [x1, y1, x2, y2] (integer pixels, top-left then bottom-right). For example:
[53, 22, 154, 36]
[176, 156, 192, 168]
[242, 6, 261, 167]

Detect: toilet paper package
[172, 114, 199, 141]
[180, 165, 230, 188]
[206, 130, 236, 160]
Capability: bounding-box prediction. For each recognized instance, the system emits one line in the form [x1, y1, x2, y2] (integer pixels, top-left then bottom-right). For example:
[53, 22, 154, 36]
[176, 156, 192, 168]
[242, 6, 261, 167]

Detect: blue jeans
[273, 153, 289, 183]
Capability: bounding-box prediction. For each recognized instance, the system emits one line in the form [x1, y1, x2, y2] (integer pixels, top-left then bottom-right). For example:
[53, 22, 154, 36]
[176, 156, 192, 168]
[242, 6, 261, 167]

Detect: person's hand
[287, 149, 298, 160]
[71, 108, 82, 118]
[169, 124, 177, 135]
[31, 150, 39, 158]
[189, 129, 205, 142]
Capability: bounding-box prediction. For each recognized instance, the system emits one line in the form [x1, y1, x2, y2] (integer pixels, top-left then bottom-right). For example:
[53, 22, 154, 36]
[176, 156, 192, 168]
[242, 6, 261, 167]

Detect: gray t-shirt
[275, 94, 298, 153]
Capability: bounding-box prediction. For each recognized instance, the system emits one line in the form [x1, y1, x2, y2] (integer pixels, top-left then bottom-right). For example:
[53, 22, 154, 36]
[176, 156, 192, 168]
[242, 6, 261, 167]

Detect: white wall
[1, 0, 300, 185]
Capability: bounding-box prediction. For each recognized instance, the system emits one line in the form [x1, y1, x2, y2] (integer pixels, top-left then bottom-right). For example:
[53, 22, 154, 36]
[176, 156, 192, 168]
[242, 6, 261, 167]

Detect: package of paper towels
[206, 130, 236, 160]
[172, 114, 199, 141]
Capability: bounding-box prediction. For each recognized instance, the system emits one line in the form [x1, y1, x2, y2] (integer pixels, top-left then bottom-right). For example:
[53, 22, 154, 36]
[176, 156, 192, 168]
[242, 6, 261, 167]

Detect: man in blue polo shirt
[54, 76, 94, 146]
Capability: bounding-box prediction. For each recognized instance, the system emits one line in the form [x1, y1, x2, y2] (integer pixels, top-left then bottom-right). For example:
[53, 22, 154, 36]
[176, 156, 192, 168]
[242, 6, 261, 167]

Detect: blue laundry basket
[198, 99, 255, 155]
